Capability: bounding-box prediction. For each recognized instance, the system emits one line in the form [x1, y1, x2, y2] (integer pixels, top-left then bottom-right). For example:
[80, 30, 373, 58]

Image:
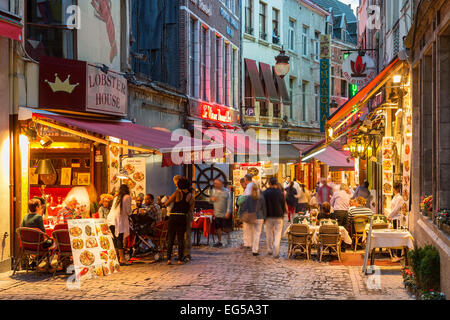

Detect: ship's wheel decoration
[194, 165, 228, 198]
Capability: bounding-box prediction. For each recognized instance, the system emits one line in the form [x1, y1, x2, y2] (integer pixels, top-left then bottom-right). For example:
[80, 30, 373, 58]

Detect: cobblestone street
[0, 228, 412, 300]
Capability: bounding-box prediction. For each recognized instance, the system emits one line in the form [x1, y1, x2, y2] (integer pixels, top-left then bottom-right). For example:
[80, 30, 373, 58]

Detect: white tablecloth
[284, 224, 352, 245]
[363, 229, 414, 250]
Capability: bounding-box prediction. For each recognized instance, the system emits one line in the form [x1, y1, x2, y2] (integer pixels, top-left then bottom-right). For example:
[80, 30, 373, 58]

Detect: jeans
[265, 218, 284, 257]
[249, 219, 264, 254]
[167, 215, 187, 261]
[109, 226, 124, 249]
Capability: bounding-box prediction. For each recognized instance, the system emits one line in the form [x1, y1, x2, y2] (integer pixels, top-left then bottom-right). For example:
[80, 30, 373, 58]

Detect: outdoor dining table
[363, 227, 415, 265]
[284, 224, 353, 245]
[191, 210, 216, 246]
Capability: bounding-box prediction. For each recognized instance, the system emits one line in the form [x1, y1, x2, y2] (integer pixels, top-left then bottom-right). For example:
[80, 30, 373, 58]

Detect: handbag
[241, 211, 257, 224]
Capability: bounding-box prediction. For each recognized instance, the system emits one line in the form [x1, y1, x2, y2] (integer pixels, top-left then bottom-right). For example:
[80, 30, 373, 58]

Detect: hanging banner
[67, 219, 120, 282]
[320, 34, 331, 133]
[122, 157, 147, 201]
[109, 144, 121, 193]
[402, 112, 412, 213]
[382, 137, 394, 196]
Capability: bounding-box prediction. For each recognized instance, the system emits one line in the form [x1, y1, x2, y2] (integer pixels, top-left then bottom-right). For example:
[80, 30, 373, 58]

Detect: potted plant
[420, 196, 433, 218]
[437, 209, 450, 234]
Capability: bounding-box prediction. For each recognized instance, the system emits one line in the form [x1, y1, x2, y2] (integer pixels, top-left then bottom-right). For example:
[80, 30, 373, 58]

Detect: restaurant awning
[22, 108, 223, 166]
[327, 57, 405, 141]
[260, 142, 300, 163]
[244, 58, 266, 102]
[259, 62, 280, 104]
[303, 147, 354, 171]
[273, 68, 291, 105]
[0, 12, 23, 42]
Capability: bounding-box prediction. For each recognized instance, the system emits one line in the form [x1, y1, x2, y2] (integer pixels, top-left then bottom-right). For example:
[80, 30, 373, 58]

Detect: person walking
[297, 184, 310, 213]
[164, 177, 194, 265]
[241, 174, 255, 249]
[210, 179, 233, 248]
[317, 178, 333, 206]
[240, 183, 267, 256]
[107, 184, 132, 266]
[285, 182, 298, 222]
[330, 183, 351, 228]
[263, 178, 286, 259]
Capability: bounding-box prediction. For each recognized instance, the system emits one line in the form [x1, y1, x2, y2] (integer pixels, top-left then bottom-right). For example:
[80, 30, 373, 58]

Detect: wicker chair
[320, 219, 338, 226]
[352, 215, 371, 251]
[13, 228, 52, 275]
[288, 224, 312, 260]
[318, 225, 341, 262]
[52, 229, 72, 276]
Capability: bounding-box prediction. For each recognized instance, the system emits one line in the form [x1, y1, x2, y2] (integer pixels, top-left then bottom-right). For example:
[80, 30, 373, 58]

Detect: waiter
[386, 183, 405, 230]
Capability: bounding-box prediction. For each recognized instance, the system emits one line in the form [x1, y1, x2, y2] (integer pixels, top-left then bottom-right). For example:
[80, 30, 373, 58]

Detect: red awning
[304, 147, 354, 171]
[244, 58, 266, 102]
[259, 62, 280, 103]
[327, 58, 404, 129]
[31, 112, 222, 166]
[273, 68, 291, 105]
[0, 14, 23, 42]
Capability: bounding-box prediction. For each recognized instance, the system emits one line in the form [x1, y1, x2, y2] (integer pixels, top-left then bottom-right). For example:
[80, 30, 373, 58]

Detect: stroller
[128, 214, 168, 262]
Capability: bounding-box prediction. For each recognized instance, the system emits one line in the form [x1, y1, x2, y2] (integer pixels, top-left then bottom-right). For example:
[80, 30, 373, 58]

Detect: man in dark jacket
[263, 178, 286, 259]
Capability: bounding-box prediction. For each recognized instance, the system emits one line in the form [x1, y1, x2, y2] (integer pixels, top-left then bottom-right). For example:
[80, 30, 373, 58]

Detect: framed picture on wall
[30, 168, 39, 185]
[77, 173, 90, 186]
[61, 168, 72, 186]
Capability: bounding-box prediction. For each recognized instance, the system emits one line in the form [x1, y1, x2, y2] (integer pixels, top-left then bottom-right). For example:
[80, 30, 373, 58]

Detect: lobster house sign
[342, 52, 376, 87]
[39, 56, 128, 117]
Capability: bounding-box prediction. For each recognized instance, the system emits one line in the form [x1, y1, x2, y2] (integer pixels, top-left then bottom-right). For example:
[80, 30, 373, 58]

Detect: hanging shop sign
[382, 137, 394, 196]
[201, 104, 232, 123]
[39, 56, 128, 117]
[67, 219, 120, 282]
[320, 59, 330, 133]
[342, 52, 376, 86]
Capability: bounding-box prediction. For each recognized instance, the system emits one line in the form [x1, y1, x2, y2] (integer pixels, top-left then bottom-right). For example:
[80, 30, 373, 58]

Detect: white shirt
[244, 182, 255, 196]
[388, 193, 405, 221]
[330, 190, 351, 211]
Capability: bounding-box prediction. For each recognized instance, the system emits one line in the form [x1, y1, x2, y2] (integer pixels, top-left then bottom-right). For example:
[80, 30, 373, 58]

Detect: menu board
[109, 145, 121, 193]
[67, 219, 120, 282]
[402, 112, 412, 213]
[382, 137, 394, 196]
[122, 157, 146, 201]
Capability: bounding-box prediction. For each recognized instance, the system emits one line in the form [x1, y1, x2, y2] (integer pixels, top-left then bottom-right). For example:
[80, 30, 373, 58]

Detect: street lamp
[274, 49, 290, 79]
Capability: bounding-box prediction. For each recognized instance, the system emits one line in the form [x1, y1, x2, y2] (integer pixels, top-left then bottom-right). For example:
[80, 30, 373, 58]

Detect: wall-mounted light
[393, 75, 402, 83]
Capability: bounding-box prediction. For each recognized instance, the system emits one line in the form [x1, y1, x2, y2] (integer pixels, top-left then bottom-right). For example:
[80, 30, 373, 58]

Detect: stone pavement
[0, 225, 412, 300]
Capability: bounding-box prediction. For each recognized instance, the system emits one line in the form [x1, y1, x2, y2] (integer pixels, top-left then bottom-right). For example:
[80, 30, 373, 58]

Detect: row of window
[287, 79, 321, 123]
[189, 18, 239, 109]
[244, 1, 321, 59]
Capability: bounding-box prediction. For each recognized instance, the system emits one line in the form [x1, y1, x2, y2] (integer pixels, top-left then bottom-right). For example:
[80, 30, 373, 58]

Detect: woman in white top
[107, 184, 132, 266]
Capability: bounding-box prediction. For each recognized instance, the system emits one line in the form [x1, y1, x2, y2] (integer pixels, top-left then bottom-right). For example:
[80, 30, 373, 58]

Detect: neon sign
[201, 104, 232, 123]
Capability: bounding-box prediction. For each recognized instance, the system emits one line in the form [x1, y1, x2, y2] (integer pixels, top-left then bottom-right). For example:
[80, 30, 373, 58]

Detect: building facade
[404, 0, 450, 297]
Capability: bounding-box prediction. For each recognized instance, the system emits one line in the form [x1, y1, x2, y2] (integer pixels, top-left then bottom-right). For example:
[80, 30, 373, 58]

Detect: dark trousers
[334, 210, 349, 228]
[110, 226, 124, 249]
[297, 203, 309, 213]
[167, 215, 187, 261]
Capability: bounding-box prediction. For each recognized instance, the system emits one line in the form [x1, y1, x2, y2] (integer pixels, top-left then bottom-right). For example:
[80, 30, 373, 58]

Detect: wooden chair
[288, 224, 312, 260]
[13, 228, 52, 276]
[318, 225, 341, 262]
[52, 229, 72, 276]
[352, 215, 370, 251]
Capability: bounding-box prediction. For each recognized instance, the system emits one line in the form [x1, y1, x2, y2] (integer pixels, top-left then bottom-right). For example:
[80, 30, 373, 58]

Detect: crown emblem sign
[45, 73, 79, 94]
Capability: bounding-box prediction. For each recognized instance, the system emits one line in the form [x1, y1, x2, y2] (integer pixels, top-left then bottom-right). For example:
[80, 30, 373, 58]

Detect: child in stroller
[128, 214, 159, 260]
